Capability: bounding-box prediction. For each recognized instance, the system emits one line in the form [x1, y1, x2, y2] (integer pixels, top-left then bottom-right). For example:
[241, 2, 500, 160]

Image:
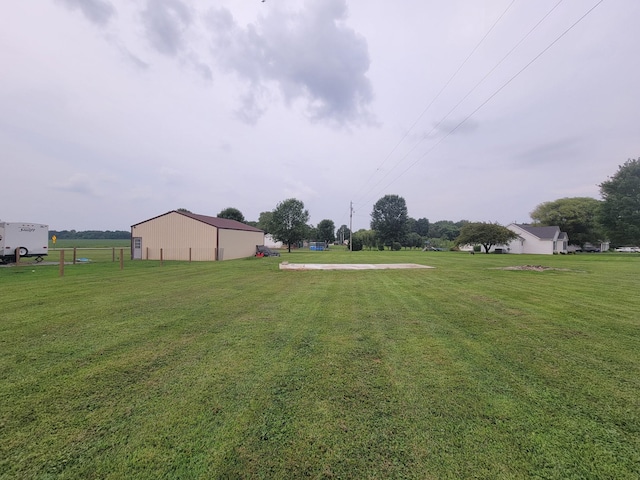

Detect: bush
[350, 237, 363, 251]
[378, 243, 385, 251]
[391, 242, 402, 251]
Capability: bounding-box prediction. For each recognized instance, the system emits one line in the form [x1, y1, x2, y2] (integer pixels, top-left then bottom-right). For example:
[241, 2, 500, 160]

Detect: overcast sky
[1, 0, 638, 232]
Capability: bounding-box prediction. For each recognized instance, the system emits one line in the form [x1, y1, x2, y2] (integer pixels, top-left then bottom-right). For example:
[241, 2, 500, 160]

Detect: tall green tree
[217, 207, 245, 223]
[370, 194, 408, 247]
[599, 158, 640, 245]
[336, 225, 351, 244]
[270, 199, 310, 253]
[257, 211, 274, 234]
[455, 222, 518, 254]
[316, 219, 336, 244]
[415, 217, 430, 237]
[530, 197, 603, 246]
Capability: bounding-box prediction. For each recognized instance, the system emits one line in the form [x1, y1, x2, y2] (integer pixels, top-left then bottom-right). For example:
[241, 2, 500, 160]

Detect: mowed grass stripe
[0, 252, 639, 478]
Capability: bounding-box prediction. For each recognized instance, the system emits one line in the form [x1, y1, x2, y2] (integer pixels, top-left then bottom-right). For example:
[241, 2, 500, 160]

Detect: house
[502, 224, 569, 255]
[131, 211, 264, 261]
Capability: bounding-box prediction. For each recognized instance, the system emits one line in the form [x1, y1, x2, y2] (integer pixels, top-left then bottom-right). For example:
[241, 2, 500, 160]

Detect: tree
[270, 198, 310, 253]
[307, 225, 318, 241]
[415, 217, 430, 237]
[530, 197, 603, 246]
[336, 225, 351, 244]
[316, 219, 336, 244]
[599, 158, 640, 245]
[354, 229, 377, 250]
[349, 236, 363, 251]
[404, 232, 424, 250]
[176, 208, 192, 213]
[217, 207, 245, 223]
[406, 217, 417, 236]
[429, 220, 461, 240]
[455, 222, 518, 254]
[257, 211, 274, 234]
[370, 194, 408, 248]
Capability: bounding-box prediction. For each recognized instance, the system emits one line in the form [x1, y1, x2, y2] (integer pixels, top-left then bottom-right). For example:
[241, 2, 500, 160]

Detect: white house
[502, 224, 569, 255]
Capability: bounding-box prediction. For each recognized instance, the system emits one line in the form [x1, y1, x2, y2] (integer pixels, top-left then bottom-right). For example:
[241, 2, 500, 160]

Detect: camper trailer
[0, 222, 49, 263]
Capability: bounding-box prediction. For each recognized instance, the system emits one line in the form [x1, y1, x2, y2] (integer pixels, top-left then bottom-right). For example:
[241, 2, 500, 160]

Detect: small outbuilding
[131, 210, 264, 261]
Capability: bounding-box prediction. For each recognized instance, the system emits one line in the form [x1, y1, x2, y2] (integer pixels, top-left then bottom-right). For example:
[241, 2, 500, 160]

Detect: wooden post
[120, 249, 124, 270]
[73, 247, 77, 264]
[146, 247, 149, 260]
[15, 248, 20, 263]
[59, 250, 65, 277]
[189, 247, 192, 263]
[112, 247, 115, 262]
[160, 248, 163, 266]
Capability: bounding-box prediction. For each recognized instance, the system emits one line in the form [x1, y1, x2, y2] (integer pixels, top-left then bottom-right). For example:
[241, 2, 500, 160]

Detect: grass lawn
[1, 250, 638, 478]
[49, 239, 131, 249]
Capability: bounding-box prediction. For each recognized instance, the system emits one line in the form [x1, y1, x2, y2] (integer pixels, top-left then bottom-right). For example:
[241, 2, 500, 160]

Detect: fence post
[189, 247, 192, 262]
[15, 248, 20, 263]
[59, 250, 65, 277]
[160, 248, 163, 266]
[112, 248, 115, 262]
[120, 249, 124, 270]
[73, 247, 77, 264]
[146, 247, 149, 260]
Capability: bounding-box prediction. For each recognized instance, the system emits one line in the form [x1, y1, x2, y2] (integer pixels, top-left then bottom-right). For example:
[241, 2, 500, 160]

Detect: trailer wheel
[18, 247, 28, 257]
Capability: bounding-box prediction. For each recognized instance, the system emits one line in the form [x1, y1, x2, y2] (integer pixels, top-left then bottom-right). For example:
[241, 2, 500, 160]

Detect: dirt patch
[279, 262, 433, 271]
[498, 265, 569, 272]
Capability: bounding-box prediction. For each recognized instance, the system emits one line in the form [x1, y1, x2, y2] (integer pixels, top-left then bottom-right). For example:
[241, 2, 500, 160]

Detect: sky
[1, 0, 638, 232]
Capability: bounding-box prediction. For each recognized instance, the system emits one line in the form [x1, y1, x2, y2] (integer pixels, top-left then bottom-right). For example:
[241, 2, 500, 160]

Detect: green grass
[1, 250, 638, 478]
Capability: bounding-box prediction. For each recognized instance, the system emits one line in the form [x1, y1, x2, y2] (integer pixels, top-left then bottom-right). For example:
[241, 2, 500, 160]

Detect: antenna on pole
[349, 201, 353, 252]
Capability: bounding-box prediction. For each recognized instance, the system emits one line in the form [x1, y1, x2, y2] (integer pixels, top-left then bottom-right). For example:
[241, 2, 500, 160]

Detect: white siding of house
[506, 224, 556, 255]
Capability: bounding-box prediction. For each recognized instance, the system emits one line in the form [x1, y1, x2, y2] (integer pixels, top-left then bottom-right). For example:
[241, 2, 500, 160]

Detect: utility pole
[349, 201, 353, 252]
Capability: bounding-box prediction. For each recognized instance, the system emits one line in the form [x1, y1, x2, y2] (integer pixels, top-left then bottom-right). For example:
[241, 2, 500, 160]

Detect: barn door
[133, 237, 142, 259]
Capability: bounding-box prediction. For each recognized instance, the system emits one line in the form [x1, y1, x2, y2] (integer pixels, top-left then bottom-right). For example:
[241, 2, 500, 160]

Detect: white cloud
[55, 0, 116, 26]
[205, 0, 373, 125]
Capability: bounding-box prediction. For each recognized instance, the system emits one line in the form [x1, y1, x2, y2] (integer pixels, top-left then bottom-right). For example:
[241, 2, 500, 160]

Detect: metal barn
[131, 211, 264, 261]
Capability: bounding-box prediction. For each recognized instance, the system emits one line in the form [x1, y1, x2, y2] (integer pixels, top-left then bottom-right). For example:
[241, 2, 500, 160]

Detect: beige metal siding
[218, 229, 264, 260]
[131, 212, 217, 261]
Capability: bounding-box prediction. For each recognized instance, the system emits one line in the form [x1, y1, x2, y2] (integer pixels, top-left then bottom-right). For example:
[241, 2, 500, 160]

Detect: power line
[351, 0, 516, 203]
[356, 0, 567, 205]
[361, 0, 604, 205]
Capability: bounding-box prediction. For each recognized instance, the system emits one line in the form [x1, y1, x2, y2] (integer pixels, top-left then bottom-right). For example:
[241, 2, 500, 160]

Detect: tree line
[50, 230, 130, 240]
[202, 157, 640, 251]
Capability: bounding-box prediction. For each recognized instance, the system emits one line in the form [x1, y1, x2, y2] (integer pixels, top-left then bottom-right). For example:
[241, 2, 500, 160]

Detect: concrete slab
[279, 262, 434, 271]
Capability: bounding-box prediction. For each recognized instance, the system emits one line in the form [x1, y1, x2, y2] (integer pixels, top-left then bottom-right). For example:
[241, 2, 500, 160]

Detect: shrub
[391, 242, 402, 251]
[350, 237, 363, 251]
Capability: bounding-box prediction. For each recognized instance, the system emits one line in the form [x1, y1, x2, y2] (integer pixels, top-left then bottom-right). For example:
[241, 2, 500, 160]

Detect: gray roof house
[503, 224, 569, 255]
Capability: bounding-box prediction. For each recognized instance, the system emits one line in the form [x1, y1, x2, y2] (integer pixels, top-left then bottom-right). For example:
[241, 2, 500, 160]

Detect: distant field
[50, 238, 131, 249]
[1, 250, 638, 478]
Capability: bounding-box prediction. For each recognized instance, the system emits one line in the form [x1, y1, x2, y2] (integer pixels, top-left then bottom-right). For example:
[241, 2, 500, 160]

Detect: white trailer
[0, 222, 49, 263]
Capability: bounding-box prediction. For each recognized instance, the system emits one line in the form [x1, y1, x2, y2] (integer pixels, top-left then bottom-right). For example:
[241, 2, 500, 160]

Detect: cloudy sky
[1, 0, 638, 232]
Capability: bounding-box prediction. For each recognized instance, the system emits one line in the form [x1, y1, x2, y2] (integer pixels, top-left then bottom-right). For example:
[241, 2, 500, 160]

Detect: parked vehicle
[614, 246, 640, 252]
[0, 222, 49, 263]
